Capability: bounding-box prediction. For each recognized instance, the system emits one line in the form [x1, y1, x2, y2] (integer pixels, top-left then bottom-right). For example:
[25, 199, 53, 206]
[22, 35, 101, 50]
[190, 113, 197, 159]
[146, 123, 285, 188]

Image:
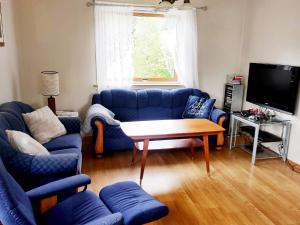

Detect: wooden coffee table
[121, 119, 225, 183]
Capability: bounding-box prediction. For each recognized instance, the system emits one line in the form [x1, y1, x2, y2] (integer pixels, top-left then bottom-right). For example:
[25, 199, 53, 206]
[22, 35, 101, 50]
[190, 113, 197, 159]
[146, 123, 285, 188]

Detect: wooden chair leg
[95, 121, 104, 157]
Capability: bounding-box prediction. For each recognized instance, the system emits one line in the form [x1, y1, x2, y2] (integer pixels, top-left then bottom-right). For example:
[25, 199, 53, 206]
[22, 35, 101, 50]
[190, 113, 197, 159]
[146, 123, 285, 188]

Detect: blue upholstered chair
[0, 101, 82, 191]
[0, 158, 169, 225]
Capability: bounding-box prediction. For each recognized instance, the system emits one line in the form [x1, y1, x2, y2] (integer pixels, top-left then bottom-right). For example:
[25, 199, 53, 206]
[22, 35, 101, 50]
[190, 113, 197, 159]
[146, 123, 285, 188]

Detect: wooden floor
[82, 141, 300, 225]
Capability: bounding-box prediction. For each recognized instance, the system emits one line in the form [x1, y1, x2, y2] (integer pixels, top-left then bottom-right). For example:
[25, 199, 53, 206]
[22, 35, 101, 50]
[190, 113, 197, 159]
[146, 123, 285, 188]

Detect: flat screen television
[246, 63, 300, 114]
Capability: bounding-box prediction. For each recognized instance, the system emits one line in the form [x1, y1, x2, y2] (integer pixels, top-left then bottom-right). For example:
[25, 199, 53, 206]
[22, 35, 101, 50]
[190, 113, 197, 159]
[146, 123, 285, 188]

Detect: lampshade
[41, 71, 60, 96]
[157, 0, 172, 10]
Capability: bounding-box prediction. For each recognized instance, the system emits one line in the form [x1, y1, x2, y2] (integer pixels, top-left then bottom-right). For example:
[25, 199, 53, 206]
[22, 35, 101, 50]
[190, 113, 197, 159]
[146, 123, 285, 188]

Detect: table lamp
[41, 71, 59, 114]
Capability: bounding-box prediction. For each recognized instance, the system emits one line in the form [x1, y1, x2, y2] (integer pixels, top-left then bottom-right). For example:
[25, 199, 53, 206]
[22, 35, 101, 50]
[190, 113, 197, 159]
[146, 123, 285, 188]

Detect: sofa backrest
[0, 101, 33, 134]
[93, 89, 138, 121]
[0, 157, 36, 225]
[92, 88, 209, 121]
[0, 112, 28, 134]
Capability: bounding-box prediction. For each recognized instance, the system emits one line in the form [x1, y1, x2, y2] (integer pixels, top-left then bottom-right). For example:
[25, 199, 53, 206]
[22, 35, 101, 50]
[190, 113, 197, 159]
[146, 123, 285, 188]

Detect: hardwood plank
[82, 142, 300, 225]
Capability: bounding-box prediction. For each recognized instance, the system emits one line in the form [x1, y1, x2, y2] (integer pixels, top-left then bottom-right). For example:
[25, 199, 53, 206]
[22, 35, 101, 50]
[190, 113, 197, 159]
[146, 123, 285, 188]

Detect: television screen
[246, 63, 300, 114]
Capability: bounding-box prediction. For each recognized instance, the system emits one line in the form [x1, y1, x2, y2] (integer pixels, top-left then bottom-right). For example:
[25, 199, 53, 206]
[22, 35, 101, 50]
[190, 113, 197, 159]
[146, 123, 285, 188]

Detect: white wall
[14, 0, 159, 116]
[14, 0, 97, 114]
[240, 0, 300, 164]
[198, 0, 246, 107]
[0, 0, 21, 103]
[14, 0, 245, 113]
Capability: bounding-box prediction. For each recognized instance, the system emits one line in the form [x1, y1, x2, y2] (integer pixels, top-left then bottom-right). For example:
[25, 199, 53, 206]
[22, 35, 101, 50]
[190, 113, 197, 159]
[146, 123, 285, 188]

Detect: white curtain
[94, 5, 135, 90]
[165, 9, 199, 88]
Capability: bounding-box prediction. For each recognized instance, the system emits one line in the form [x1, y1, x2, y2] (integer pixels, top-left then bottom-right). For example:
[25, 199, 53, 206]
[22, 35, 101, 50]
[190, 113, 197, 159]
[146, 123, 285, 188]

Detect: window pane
[133, 16, 175, 79]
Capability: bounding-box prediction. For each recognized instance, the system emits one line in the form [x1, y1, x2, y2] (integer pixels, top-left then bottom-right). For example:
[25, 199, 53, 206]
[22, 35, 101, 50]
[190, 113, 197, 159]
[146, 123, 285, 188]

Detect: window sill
[132, 81, 185, 88]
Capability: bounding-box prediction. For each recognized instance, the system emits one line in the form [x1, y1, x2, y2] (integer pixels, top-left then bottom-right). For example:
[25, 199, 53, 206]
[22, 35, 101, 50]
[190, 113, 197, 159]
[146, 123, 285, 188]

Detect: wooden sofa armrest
[216, 115, 226, 150]
[95, 121, 104, 157]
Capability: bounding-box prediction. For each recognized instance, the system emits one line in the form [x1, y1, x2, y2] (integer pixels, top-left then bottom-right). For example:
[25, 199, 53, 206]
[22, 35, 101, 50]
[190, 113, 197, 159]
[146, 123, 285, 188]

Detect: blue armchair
[0, 158, 168, 225]
[0, 101, 82, 191]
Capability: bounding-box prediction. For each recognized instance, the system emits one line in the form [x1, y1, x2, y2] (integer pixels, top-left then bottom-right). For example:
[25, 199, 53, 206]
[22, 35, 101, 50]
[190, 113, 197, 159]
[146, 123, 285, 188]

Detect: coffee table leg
[203, 135, 210, 173]
[131, 143, 138, 165]
[140, 139, 149, 185]
[190, 139, 195, 160]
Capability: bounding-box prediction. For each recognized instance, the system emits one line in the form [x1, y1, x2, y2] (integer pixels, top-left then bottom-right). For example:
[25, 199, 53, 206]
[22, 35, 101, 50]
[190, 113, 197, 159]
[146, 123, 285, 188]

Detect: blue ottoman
[100, 181, 169, 225]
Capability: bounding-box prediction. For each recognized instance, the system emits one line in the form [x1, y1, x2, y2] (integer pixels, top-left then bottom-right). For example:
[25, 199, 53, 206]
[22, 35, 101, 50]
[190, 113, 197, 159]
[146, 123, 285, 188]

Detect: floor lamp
[41, 71, 60, 114]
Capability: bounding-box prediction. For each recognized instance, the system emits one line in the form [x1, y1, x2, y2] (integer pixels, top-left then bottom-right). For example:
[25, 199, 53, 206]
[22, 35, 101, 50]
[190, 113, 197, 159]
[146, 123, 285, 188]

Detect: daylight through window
[133, 13, 177, 82]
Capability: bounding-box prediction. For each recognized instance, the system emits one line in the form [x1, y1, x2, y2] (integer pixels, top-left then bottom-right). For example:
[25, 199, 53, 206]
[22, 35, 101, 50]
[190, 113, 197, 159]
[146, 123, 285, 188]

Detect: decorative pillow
[182, 95, 216, 119]
[182, 95, 207, 118]
[23, 106, 67, 144]
[6, 130, 50, 156]
[198, 98, 216, 119]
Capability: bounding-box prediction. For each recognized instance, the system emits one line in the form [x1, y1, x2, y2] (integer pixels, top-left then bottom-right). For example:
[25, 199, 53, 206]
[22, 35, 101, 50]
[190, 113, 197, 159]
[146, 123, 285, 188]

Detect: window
[132, 13, 177, 83]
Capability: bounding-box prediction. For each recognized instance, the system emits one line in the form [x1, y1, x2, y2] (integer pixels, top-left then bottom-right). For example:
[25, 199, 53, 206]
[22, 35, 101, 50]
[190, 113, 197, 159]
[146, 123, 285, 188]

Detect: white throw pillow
[6, 130, 50, 156]
[22, 106, 67, 144]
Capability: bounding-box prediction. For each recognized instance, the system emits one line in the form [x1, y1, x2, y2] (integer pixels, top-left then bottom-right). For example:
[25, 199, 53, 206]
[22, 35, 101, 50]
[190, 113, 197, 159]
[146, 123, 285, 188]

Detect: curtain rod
[86, 0, 208, 11]
[86, 1, 157, 8]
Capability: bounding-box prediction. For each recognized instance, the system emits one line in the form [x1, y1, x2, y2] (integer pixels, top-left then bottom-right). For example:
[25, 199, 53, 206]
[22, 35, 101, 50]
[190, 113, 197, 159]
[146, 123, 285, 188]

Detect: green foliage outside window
[133, 16, 174, 79]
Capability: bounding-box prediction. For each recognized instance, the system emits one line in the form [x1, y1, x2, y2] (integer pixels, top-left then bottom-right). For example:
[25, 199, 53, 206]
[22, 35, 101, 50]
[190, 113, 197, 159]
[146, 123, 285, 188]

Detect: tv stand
[229, 113, 291, 164]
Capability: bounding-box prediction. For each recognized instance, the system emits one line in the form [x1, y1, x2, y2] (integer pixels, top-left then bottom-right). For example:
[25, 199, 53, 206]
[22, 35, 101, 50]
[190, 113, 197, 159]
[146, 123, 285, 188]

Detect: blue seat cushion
[100, 181, 169, 225]
[43, 134, 82, 151]
[43, 190, 112, 225]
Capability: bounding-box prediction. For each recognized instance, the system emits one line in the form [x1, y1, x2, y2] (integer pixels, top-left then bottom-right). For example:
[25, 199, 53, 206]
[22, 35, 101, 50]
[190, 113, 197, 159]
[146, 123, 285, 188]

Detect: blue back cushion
[0, 101, 33, 134]
[92, 88, 210, 121]
[0, 112, 27, 133]
[0, 158, 36, 225]
[93, 89, 138, 121]
[137, 89, 172, 120]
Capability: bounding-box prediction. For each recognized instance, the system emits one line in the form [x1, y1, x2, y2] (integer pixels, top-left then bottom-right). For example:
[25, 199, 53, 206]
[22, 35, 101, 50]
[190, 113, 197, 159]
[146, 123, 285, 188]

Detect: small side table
[56, 111, 79, 118]
[229, 114, 291, 165]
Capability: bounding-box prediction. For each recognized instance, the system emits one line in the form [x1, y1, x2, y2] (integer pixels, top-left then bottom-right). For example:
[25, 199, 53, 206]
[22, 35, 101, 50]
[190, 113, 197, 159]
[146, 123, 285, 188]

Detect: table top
[121, 119, 225, 140]
[232, 113, 291, 125]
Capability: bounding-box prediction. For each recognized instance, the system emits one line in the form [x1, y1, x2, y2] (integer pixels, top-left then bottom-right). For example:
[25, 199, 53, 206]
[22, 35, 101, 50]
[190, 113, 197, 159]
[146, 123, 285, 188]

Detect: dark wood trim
[48, 97, 56, 114]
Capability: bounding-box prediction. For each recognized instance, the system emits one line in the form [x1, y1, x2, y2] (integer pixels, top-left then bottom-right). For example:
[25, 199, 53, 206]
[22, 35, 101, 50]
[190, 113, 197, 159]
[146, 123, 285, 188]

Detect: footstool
[100, 181, 169, 225]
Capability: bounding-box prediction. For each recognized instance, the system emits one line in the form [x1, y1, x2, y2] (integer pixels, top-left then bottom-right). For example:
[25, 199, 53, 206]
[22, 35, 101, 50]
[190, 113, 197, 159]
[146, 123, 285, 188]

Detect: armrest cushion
[59, 117, 81, 134]
[84, 213, 123, 225]
[211, 108, 227, 125]
[31, 153, 79, 175]
[26, 174, 91, 200]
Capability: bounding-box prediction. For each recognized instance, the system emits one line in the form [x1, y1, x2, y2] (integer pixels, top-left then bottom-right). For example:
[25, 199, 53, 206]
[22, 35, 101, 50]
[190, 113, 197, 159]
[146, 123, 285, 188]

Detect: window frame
[132, 12, 179, 84]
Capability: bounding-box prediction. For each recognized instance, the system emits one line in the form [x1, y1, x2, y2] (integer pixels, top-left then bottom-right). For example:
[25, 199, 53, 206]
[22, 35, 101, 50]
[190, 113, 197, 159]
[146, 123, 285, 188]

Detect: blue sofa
[91, 88, 226, 156]
[0, 101, 82, 191]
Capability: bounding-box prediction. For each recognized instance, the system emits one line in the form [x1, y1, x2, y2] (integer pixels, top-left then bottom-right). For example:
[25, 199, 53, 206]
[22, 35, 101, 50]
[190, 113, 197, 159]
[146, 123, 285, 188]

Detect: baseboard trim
[287, 160, 300, 173]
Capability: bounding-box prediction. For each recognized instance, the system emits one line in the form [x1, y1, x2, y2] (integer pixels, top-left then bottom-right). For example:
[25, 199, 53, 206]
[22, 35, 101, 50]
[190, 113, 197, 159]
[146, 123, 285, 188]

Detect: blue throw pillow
[182, 96, 207, 118]
[182, 95, 216, 119]
[198, 98, 216, 119]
